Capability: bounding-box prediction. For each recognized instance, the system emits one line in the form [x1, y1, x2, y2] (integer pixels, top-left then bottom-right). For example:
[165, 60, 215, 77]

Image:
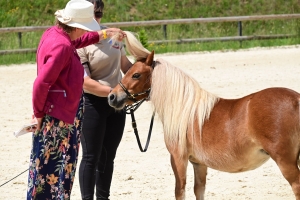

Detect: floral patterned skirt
[27, 97, 84, 200]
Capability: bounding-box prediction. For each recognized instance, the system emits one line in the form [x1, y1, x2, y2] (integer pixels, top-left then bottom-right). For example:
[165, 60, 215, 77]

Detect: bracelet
[102, 30, 107, 39]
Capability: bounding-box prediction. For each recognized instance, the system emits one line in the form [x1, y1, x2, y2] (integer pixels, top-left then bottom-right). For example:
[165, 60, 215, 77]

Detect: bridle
[118, 61, 156, 152]
[119, 81, 151, 106]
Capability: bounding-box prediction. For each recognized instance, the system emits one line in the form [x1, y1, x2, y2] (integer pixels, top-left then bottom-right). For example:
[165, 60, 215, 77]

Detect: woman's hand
[25, 115, 37, 132]
[98, 28, 127, 41]
[35, 117, 43, 131]
[26, 116, 42, 132]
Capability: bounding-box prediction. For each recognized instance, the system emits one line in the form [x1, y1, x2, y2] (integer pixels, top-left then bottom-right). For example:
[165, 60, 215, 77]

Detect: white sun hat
[55, 0, 100, 31]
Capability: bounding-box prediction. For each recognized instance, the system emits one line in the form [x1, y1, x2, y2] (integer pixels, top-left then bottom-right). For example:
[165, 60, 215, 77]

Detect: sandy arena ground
[1, 45, 300, 199]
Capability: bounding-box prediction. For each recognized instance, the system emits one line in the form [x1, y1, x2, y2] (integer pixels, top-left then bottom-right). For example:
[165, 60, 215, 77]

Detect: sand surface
[1, 45, 300, 199]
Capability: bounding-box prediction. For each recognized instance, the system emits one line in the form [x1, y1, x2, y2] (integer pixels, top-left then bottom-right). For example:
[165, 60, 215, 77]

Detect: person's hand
[25, 124, 37, 132]
[35, 117, 43, 131]
[107, 28, 127, 41]
[25, 115, 38, 132]
[98, 28, 127, 42]
[26, 115, 43, 132]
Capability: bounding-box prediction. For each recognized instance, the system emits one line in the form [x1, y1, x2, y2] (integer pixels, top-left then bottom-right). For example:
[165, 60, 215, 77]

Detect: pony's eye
[132, 73, 140, 79]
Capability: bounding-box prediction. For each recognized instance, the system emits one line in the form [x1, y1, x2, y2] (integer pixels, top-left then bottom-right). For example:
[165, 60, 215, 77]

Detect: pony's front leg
[170, 153, 189, 200]
[191, 162, 207, 200]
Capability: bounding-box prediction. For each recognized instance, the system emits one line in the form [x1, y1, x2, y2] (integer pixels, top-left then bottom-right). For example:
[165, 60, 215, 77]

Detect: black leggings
[79, 93, 126, 200]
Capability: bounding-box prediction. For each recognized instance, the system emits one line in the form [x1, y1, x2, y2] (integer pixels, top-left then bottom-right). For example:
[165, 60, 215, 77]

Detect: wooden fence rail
[1, 14, 300, 55]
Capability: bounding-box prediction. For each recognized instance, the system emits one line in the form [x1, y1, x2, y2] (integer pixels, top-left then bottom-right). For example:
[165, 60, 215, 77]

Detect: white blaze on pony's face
[108, 51, 155, 110]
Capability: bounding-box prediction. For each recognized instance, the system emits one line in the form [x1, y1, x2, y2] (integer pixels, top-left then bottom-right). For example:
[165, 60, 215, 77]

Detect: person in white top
[77, 0, 132, 199]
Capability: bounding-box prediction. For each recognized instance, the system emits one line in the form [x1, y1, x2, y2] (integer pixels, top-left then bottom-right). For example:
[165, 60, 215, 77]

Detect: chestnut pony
[109, 32, 300, 200]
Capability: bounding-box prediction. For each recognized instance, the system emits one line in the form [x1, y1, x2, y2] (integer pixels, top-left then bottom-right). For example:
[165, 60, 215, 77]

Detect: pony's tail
[123, 31, 151, 61]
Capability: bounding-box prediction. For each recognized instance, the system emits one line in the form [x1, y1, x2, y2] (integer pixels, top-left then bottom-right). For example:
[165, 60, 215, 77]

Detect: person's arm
[73, 31, 99, 49]
[33, 43, 71, 131]
[33, 43, 71, 120]
[83, 76, 111, 97]
[73, 28, 127, 49]
[81, 61, 111, 97]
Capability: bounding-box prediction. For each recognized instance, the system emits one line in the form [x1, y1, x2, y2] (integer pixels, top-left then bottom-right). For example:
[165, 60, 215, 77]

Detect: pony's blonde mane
[151, 59, 219, 156]
[123, 31, 150, 60]
[119, 31, 219, 156]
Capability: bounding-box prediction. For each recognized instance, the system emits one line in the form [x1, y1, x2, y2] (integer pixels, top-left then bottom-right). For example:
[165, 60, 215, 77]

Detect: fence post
[238, 21, 242, 48]
[17, 32, 22, 48]
[162, 24, 167, 40]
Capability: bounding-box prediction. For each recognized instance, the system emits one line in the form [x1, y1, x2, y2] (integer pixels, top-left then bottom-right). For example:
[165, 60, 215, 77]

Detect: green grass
[1, 0, 300, 65]
[0, 53, 36, 65]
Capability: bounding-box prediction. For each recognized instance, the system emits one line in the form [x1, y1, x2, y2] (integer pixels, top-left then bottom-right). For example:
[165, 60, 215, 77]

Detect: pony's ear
[145, 50, 154, 66]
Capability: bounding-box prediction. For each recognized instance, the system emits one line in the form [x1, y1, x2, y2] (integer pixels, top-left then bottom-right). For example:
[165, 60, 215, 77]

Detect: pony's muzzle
[107, 92, 127, 110]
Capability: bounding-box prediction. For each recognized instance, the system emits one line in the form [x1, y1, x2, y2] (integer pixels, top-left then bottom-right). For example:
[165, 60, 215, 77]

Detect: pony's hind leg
[191, 162, 207, 200]
[267, 146, 300, 199]
[170, 153, 189, 200]
[275, 156, 300, 199]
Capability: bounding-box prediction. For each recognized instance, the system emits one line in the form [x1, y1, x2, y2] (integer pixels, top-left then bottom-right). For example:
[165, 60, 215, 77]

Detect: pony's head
[108, 50, 155, 110]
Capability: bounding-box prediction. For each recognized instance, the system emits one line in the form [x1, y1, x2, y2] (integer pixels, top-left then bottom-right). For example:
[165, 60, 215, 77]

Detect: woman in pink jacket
[27, 1, 126, 199]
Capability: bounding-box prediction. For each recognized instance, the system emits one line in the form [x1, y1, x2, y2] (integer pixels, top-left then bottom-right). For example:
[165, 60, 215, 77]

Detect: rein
[119, 78, 154, 152]
[125, 103, 155, 152]
[120, 87, 155, 152]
